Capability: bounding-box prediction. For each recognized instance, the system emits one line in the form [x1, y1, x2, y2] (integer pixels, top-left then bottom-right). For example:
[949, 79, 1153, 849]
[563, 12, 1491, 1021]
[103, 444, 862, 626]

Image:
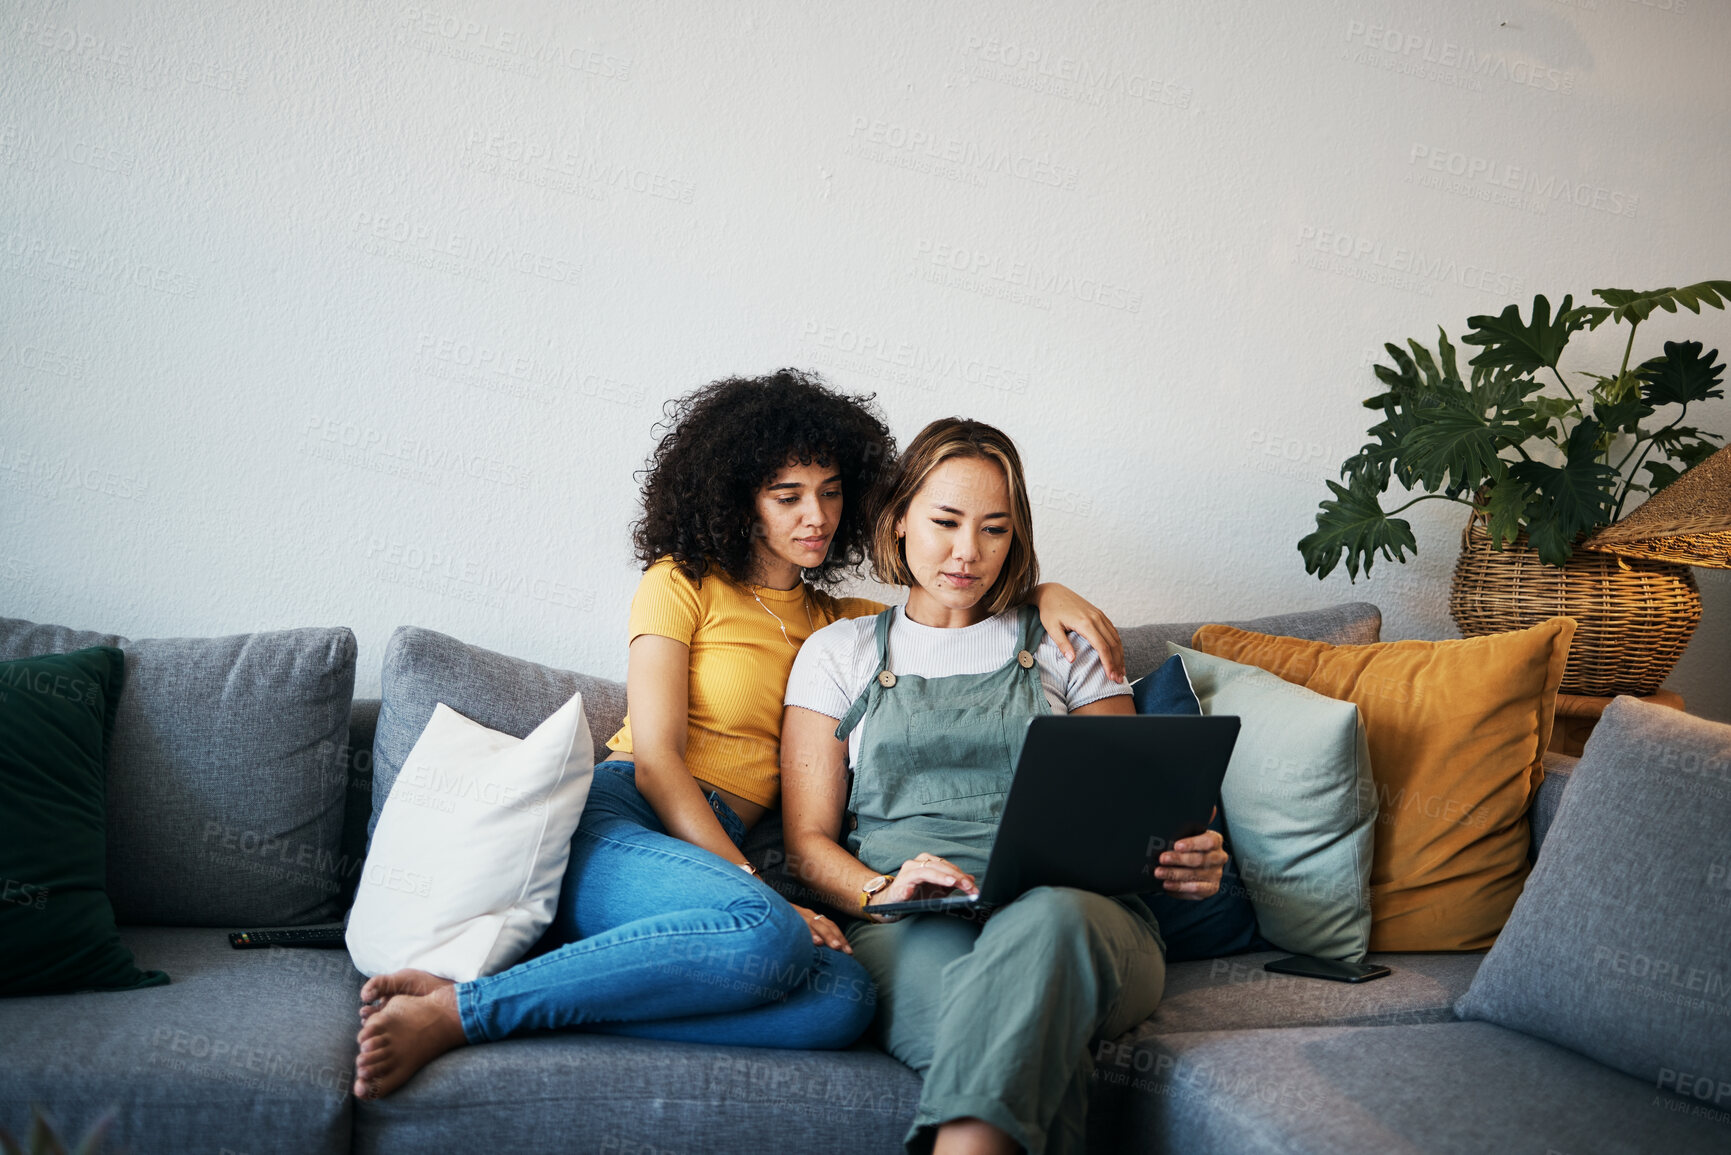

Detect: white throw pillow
[346, 692, 594, 980]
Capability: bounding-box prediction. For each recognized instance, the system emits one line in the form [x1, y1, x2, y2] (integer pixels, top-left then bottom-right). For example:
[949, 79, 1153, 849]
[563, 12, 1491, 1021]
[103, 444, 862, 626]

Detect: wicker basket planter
[1448, 514, 1701, 696]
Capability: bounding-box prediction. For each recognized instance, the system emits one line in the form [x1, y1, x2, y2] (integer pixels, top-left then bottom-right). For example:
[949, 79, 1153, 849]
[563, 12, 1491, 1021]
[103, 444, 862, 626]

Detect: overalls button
[878, 670, 897, 687]
[848, 814, 859, 831]
[1017, 650, 1035, 669]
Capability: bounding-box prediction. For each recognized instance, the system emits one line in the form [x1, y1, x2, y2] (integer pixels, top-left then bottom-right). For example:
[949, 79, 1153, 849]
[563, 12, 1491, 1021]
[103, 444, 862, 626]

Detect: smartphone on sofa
[1264, 954, 1392, 983]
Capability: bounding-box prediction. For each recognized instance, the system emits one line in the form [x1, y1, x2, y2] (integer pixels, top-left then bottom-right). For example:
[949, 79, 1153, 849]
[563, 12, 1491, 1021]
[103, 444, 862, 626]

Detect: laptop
[867, 714, 1239, 916]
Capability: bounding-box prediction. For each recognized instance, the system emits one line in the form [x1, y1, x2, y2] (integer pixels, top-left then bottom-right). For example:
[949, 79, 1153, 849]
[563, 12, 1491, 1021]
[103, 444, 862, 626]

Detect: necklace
[752, 586, 815, 649]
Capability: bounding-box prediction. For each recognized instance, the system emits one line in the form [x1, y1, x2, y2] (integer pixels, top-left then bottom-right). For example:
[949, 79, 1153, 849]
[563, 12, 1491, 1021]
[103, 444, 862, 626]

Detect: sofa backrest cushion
[1119, 602, 1381, 682]
[364, 612, 1376, 861]
[370, 626, 627, 842]
[1530, 750, 1576, 859]
[1455, 696, 1731, 1087]
[0, 616, 357, 926]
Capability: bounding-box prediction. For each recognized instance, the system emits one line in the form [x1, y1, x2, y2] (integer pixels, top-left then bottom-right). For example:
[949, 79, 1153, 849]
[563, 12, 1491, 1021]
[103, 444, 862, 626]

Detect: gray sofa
[2, 604, 1724, 1155]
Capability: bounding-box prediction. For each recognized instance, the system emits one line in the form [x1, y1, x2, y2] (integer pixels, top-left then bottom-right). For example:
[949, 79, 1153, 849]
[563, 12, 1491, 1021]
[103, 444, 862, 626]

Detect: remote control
[228, 924, 348, 950]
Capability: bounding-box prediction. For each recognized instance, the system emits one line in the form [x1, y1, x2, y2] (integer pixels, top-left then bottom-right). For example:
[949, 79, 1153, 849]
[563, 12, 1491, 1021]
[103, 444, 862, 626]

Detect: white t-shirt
[784, 605, 1131, 766]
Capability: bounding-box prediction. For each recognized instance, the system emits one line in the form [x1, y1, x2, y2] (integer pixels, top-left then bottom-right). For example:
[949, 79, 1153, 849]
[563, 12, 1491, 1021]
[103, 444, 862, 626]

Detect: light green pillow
[1169, 642, 1377, 961]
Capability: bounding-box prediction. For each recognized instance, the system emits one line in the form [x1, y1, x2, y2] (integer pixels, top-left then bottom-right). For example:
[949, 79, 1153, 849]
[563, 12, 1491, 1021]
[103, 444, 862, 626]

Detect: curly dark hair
[631, 369, 897, 587]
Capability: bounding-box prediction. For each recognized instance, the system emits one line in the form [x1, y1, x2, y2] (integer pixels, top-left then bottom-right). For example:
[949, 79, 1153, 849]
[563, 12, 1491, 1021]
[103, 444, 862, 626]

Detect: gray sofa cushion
[0, 927, 363, 1155]
[1456, 696, 1731, 1088]
[0, 618, 356, 926]
[1091, 1021, 1728, 1154]
[1131, 950, 1484, 1035]
[351, 1033, 922, 1155]
[1120, 603, 1381, 682]
[371, 626, 627, 840]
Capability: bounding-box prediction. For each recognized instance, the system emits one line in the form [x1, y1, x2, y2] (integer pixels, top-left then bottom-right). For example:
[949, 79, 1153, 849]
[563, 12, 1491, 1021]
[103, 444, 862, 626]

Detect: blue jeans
[454, 760, 876, 1048]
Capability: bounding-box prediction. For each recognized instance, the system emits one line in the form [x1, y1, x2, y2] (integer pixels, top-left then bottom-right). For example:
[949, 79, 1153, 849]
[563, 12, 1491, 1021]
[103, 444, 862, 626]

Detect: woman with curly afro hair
[353, 371, 1123, 1097]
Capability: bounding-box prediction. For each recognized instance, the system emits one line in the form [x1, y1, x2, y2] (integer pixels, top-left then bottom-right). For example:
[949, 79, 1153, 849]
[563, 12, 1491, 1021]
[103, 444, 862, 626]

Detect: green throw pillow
[0, 646, 168, 995]
[1169, 643, 1378, 962]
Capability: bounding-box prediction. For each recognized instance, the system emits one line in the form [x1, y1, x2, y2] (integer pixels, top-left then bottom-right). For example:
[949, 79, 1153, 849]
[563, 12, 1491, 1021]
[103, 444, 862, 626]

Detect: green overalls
[840, 606, 1168, 1155]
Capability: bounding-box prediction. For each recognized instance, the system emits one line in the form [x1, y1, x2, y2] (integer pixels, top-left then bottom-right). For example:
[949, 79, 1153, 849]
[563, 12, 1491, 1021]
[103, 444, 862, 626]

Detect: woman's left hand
[792, 904, 852, 953]
[1031, 584, 1126, 683]
[1154, 824, 1229, 900]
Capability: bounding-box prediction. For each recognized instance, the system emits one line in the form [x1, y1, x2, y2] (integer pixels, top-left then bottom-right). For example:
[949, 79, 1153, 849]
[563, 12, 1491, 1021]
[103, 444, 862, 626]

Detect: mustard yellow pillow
[1189, 618, 1575, 952]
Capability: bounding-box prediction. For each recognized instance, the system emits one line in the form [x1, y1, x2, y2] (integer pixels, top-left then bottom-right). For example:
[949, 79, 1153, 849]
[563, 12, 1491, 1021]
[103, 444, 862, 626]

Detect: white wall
[4, 0, 1728, 721]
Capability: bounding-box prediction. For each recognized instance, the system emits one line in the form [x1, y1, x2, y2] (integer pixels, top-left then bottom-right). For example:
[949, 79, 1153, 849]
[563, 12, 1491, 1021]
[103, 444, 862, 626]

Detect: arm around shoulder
[1029, 583, 1125, 682]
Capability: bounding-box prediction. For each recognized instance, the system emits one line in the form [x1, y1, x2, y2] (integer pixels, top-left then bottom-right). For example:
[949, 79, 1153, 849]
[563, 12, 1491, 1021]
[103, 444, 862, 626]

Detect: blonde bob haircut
[869, 417, 1039, 616]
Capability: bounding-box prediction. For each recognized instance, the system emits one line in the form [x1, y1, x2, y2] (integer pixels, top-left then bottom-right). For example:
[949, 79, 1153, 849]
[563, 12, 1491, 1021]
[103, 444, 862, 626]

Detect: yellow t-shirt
[607, 557, 883, 806]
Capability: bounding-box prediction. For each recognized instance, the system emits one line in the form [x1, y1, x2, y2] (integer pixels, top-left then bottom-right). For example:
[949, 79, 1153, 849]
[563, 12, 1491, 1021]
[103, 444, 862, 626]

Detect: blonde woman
[780, 417, 1228, 1155]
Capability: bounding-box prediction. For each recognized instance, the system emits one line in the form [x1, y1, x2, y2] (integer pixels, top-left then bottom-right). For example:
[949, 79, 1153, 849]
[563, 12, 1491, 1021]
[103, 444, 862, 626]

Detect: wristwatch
[860, 873, 895, 915]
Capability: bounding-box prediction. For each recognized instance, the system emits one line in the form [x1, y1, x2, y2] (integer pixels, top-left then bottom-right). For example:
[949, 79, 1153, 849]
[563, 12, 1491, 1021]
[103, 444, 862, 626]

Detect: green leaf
[1366, 342, 1434, 407]
[1470, 366, 1545, 415]
[1646, 427, 1725, 494]
[1462, 294, 1586, 374]
[1365, 349, 1410, 409]
[1437, 327, 1463, 382]
[1481, 476, 1531, 550]
[1643, 460, 1685, 491]
[1299, 473, 1419, 582]
[1338, 448, 1392, 490]
[1403, 400, 1527, 496]
[1523, 515, 1578, 566]
[1359, 412, 1425, 492]
[1517, 395, 1582, 442]
[1360, 342, 1457, 491]
[1647, 429, 1731, 488]
[1407, 338, 1448, 391]
[1650, 424, 1721, 451]
[1637, 340, 1726, 407]
[1589, 371, 1653, 433]
[1507, 419, 1618, 564]
[1577, 280, 1731, 330]
[1590, 397, 1650, 435]
[1675, 436, 1724, 468]
[1597, 369, 1642, 402]
[1358, 335, 1544, 498]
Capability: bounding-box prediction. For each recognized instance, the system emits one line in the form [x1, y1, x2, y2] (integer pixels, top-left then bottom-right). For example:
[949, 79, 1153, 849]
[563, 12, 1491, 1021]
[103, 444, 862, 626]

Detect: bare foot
[358, 967, 447, 1020]
[360, 967, 447, 1005]
[932, 1118, 1018, 1155]
[352, 979, 466, 1099]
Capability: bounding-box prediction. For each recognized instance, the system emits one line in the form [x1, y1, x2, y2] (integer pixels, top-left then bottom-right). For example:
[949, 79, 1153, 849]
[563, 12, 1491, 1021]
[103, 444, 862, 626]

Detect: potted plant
[1298, 280, 1729, 694]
